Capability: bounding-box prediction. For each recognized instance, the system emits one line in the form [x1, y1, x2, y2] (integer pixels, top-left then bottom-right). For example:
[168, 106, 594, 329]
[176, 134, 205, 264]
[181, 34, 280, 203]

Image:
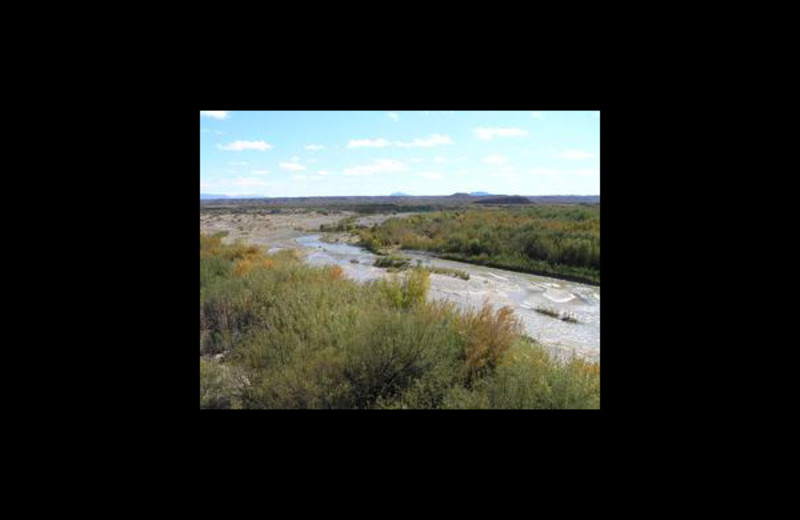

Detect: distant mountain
[390, 192, 410, 196]
[526, 195, 599, 204]
[200, 193, 231, 200]
[474, 195, 532, 205]
[469, 191, 494, 196]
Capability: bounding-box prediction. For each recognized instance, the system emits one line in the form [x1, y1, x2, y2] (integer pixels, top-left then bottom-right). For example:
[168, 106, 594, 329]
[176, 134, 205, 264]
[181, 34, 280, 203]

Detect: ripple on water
[543, 289, 576, 303]
[306, 252, 333, 264]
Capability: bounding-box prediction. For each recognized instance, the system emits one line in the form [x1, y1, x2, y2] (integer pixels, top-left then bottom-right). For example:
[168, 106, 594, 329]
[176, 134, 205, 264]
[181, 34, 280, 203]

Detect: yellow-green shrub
[199, 233, 599, 409]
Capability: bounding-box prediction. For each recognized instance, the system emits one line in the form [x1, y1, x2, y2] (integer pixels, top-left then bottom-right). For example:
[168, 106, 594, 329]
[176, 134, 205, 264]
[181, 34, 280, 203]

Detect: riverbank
[295, 234, 600, 364]
[432, 252, 600, 286]
[201, 212, 600, 364]
[200, 232, 600, 409]
[354, 206, 600, 285]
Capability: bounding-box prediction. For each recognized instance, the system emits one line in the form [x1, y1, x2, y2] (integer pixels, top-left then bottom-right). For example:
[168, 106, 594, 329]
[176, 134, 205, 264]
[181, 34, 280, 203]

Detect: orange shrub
[576, 359, 600, 378]
[234, 259, 254, 276]
[460, 304, 521, 382]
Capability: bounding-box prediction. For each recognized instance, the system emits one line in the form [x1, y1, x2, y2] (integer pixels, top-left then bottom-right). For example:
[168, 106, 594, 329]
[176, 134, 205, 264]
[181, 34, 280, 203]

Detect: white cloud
[483, 154, 509, 165]
[394, 133, 453, 148]
[201, 111, 229, 120]
[343, 159, 407, 176]
[473, 127, 529, 140]
[251, 170, 270, 175]
[388, 112, 399, 121]
[434, 156, 446, 163]
[218, 140, 273, 152]
[317, 170, 330, 176]
[305, 144, 325, 151]
[348, 135, 452, 149]
[229, 161, 249, 166]
[531, 111, 544, 118]
[232, 177, 271, 187]
[290, 156, 300, 162]
[529, 168, 559, 176]
[555, 150, 596, 160]
[292, 175, 308, 181]
[280, 162, 307, 171]
[574, 169, 600, 176]
[201, 128, 224, 135]
[410, 158, 424, 163]
[419, 171, 445, 181]
[348, 138, 391, 148]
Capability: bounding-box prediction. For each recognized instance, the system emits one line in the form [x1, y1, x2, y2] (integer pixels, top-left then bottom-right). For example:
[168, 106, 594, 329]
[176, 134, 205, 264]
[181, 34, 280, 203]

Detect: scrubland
[356, 205, 600, 285]
[200, 232, 599, 409]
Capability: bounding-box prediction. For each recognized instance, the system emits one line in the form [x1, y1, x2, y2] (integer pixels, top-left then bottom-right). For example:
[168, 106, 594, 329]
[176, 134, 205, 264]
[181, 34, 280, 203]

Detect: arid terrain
[200, 210, 348, 249]
[200, 210, 600, 363]
[200, 110, 600, 409]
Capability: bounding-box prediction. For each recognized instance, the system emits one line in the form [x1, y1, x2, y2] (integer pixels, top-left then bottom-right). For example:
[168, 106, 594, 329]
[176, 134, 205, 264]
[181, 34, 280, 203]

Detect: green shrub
[535, 305, 580, 323]
[534, 305, 560, 318]
[200, 358, 244, 409]
[426, 266, 470, 280]
[199, 233, 599, 409]
[374, 255, 410, 269]
[200, 255, 232, 289]
[242, 347, 352, 409]
[442, 341, 600, 409]
[376, 268, 430, 310]
[356, 206, 600, 284]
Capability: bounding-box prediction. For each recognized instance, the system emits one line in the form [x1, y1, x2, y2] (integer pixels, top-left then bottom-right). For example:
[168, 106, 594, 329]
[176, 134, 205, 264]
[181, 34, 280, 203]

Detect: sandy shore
[200, 211, 353, 249]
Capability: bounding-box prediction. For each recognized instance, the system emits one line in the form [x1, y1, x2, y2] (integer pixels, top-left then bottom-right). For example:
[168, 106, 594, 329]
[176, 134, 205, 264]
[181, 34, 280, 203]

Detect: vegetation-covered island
[356, 205, 600, 285]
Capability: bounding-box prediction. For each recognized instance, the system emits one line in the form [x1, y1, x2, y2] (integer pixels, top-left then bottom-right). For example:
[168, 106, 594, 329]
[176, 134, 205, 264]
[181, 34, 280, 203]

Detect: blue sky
[200, 111, 600, 197]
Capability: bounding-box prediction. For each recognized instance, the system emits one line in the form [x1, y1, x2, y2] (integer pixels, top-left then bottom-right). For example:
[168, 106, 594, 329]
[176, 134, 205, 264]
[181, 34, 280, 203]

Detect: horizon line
[200, 193, 600, 198]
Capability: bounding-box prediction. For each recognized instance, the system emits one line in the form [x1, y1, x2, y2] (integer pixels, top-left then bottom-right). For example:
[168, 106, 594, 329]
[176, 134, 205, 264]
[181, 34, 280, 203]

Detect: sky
[200, 111, 600, 197]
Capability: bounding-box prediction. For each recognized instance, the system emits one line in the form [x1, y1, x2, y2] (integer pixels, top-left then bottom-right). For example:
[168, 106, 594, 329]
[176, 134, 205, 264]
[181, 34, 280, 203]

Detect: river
[295, 235, 600, 363]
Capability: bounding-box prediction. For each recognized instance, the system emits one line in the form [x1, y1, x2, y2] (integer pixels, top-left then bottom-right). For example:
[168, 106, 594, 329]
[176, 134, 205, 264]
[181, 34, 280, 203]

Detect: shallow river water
[295, 235, 600, 363]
